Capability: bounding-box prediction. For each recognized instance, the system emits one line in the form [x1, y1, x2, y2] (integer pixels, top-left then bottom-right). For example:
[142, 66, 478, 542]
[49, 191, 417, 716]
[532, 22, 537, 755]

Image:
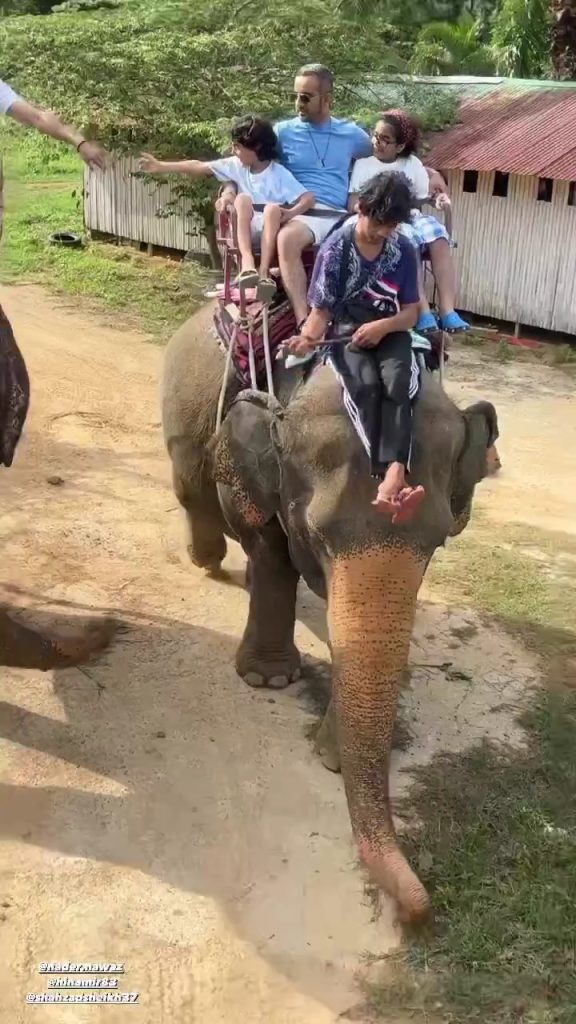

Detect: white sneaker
[204, 284, 225, 298]
[285, 352, 314, 369]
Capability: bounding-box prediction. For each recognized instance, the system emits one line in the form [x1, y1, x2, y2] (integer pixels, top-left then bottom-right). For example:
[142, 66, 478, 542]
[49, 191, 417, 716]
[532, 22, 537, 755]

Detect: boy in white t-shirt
[140, 114, 314, 301]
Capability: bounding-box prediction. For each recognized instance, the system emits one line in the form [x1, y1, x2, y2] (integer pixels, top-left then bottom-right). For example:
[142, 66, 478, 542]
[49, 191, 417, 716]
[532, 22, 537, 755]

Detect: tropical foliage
[410, 14, 497, 74]
[1, 0, 575, 242]
[3, 0, 575, 81]
[491, 0, 552, 76]
[0, 0, 463, 240]
[410, 0, 571, 80]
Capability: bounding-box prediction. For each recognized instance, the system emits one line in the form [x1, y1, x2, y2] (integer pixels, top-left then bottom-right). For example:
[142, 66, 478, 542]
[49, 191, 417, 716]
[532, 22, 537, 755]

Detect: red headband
[383, 109, 418, 148]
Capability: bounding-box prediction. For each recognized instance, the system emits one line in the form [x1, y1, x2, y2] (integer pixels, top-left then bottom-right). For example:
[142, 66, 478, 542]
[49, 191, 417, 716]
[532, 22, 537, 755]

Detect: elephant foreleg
[171, 444, 228, 573]
[236, 518, 301, 689]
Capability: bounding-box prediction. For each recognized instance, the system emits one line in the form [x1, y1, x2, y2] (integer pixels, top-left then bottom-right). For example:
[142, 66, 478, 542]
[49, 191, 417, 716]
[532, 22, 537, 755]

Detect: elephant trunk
[328, 546, 430, 924]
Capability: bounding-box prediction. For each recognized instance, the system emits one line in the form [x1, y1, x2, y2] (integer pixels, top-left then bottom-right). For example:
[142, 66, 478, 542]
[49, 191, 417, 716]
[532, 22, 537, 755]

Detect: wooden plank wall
[84, 157, 209, 256]
[446, 170, 576, 334]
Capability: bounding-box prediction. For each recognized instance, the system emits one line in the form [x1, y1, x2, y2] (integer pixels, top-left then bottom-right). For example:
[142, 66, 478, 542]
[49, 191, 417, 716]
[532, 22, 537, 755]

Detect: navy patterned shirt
[308, 215, 419, 319]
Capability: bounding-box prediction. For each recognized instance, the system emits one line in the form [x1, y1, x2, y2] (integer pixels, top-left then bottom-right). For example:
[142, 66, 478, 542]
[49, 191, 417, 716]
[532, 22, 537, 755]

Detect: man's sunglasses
[292, 92, 320, 103]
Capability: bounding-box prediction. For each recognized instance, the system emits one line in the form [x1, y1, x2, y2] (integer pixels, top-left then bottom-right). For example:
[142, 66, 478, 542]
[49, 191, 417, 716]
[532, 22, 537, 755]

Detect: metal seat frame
[415, 195, 459, 386]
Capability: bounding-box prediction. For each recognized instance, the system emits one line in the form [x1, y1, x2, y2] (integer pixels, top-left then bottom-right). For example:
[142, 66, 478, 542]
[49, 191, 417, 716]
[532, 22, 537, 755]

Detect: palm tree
[491, 0, 551, 76]
[551, 0, 576, 77]
[410, 14, 496, 74]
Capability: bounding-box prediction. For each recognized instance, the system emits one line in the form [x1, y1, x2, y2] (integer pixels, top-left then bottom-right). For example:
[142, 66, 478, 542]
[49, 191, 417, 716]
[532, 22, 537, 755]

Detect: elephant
[161, 303, 498, 925]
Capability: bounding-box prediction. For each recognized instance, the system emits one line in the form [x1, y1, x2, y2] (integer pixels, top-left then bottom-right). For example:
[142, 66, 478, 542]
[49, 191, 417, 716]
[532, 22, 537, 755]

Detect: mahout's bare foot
[391, 485, 426, 524]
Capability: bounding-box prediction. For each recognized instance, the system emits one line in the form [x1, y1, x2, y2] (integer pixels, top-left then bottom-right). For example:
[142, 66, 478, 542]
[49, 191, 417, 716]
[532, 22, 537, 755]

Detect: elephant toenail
[269, 675, 291, 689]
[244, 672, 265, 688]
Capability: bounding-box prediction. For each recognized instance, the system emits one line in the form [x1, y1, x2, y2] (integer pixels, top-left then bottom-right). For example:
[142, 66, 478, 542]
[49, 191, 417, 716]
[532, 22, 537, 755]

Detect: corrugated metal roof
[426, 85, 576, 180]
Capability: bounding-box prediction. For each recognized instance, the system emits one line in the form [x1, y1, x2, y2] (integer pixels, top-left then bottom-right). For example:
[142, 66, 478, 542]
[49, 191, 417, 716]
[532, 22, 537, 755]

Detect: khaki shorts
[250, 205, 347, 246]
[292, 205, 347, 244]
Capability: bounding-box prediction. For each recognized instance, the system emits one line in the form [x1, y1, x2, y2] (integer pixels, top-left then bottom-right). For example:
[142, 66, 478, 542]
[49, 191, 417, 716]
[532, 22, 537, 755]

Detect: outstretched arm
[139, 153, 214, 177]
[8, 98, 107, 170]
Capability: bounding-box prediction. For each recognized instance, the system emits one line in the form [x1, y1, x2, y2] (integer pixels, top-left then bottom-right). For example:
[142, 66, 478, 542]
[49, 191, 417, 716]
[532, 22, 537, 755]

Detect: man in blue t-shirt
[285, 171, 426, 525]
[274, 64, 372, 327]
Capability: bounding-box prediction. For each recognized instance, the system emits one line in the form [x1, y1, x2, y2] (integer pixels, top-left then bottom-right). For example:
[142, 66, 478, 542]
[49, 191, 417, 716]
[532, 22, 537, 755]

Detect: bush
[1, 0, 460, 235]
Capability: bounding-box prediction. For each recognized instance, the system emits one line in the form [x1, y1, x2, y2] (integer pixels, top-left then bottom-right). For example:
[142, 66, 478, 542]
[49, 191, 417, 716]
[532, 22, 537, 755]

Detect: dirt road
[1, 286, 574, 1023]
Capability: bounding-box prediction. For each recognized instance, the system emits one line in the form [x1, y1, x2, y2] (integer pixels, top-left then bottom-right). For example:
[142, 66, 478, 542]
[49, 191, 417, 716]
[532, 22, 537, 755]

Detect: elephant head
[211, 374, 498, 923]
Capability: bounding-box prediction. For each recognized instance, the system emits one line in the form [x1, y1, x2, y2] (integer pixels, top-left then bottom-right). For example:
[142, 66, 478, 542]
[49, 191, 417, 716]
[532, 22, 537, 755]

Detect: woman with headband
[348, 109, 469, 335]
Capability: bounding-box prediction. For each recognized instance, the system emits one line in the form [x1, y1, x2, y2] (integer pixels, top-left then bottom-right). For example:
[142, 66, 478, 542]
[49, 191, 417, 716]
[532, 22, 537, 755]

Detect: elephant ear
[209, 389, 283, 527]
[451, 400, 499, 520]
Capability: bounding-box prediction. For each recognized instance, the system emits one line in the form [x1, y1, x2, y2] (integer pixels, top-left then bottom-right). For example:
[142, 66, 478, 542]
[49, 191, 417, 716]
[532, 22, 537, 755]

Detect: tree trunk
[327, 545, 431, 924]
[204, 221, 222, 270]
[551, 0, 576, 78]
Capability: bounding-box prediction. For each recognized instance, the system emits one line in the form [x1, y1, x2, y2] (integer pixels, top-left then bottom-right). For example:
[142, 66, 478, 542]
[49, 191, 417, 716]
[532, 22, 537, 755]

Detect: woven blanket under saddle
[213, 296, 296, 390]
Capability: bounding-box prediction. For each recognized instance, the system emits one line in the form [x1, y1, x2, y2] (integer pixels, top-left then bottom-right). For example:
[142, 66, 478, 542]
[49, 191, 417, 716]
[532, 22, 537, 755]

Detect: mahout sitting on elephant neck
[285, 171, 424, 523]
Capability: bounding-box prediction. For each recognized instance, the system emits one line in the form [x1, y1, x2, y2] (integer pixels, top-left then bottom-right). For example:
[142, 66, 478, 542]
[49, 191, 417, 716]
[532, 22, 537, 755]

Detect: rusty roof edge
[423, 85, 576, 179]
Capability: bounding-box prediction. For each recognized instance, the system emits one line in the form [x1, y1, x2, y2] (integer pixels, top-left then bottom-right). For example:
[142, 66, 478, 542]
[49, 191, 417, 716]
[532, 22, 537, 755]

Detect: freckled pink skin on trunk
[328, 545, 431, 924]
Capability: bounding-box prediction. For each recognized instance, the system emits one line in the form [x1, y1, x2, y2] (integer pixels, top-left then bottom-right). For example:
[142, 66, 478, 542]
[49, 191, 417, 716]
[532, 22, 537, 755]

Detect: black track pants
[329, 330, 418, 477]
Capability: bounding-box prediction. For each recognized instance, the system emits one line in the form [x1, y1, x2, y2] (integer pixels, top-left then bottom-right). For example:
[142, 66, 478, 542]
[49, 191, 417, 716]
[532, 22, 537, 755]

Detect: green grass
[551, 344, 576, 366]
[426, 520, 576, 688]
[428, 526, 576, 635]
[368, 695, 576, 1024]
[367, 521, 576, 1024]
[0, 127, 209, 338]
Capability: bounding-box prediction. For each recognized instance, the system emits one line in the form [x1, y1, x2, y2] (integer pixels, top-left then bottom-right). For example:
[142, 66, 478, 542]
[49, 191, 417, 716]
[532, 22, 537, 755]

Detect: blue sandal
[416, 312, 439, 333]
[440, 311, 470, 332]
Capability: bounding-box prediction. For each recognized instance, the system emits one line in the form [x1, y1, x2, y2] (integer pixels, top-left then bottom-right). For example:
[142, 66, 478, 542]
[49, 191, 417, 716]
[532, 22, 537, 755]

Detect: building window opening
[463, 170, 478, 193]
[493, 171, 509, 197]
[537, 178, 553, 203]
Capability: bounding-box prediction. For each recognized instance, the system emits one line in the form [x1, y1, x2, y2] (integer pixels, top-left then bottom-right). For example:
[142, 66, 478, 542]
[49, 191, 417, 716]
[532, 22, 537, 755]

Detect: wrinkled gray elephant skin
[161, 308, 497, 924]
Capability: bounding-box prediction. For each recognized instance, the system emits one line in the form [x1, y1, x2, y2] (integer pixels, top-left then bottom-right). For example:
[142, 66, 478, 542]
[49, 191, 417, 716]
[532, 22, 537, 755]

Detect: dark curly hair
[378, 109, 422, 158]
[230, 114, 278, 161]
[357, 170, 415, 226]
